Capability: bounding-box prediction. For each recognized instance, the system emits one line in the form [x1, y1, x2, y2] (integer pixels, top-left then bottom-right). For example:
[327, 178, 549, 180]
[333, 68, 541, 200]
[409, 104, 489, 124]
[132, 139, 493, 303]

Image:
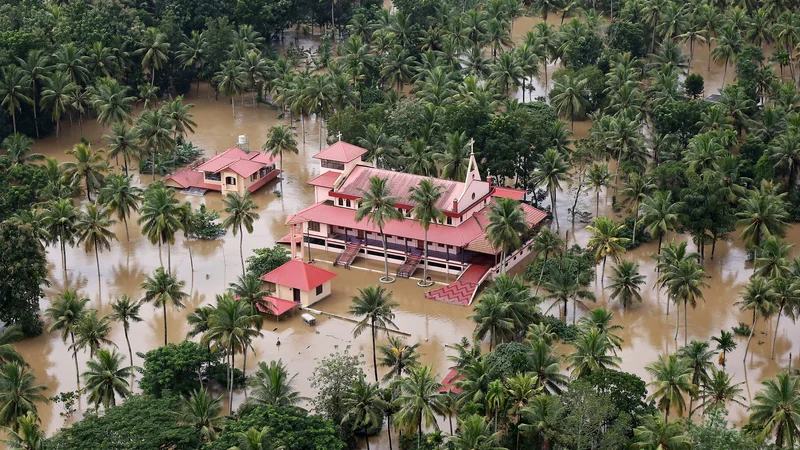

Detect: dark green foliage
[45, 395, 201, 450]
[563, 34, 603, 70]
[245, 244, 290, 278]
[531, 313, 580, 342]
[607, 22, 647, 58]
[0, 222, 46, 337]
[484, 342, 534, 379]
[678, 172, 736, 259]
[234, 0, 298, 38]
[0, 156, 47, 222]
[684, 73, 704, 99]
[735, 45, 764, 102]
[584, 370, 654, 422]
[732, 322, 751, 336]
[189, 204, 225, 239]
[211, 405, 345, 450]
[139, 141, 204, 176]
[386, 99, 427, 142]
[577, 66, 607, 113]
[652, 99, 707, 146]
[688, 407, 761, 450]
[326, 106, 387, 144]
[650, 161, 688, 199]
[619, 216, 652, 249]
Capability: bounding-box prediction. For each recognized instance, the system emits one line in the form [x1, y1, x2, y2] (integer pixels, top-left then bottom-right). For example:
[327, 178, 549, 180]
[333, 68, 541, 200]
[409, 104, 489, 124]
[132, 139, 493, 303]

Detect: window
[346, 199, 351, 207]
[309, 221, 320, 232]
[337, 198, 344, 206]
[204, 171, 221, 181]
[446, 217, 452, 225]
[225, 176, 237, 185]
[321, 159, 345, 170]
[250, 174, 257, 182]
[316, 285, 323, 295]
[471, 192, 475, 200]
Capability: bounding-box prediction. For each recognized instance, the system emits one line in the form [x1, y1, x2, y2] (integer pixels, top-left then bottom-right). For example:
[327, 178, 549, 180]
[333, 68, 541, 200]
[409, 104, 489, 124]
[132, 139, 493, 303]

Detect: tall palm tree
[177, 31, 207, 96]
[710, 24, 743, 88]
[408, 179, 445, 286]
[0, 363, 47, 431]
[42, 198, 79, 282]
[486, 198, 528, 274]
[0, 66, 32, 135]
[770, 278, 799, 361]
[40, 71, 76, 138]
[711, 330, 736, 369]
[135, 108, 175, 178]
[631, 413, 691, 450]
[736, 276, 776, 362]
[342, 377, 387, 450]
[16, 50, 50, 138]
[75, 202, 117, 290]
[378, 335, 421, 381]
[247, 359, 306, 407]
[449, 414, 506, 450]
[470, 293, 514, 351]
[141, 267, 187, 346]
[0, 327, 23, 367]
[62, 143, 108, 201]
[541, 257, 595, 323]
[696, 368, 745, 414]
[162, 96, 196, 139]
[2, 134, 43, 165]
[82, 348, 131, 410]
[528, 340, 568, 395]
[136, 28, 170, 86]
[89, 78, 136, 127]
[394, 365, 448, 448]
[586, 217, 629, 283]
[660, 258, 710, 344]
[566, 328, 621, 378]
[549, 74, 589, 129]
[506, 372, 540, 447]
[620, 174, 656, 245]
[736, 188, 789, 249]
[99, 174, 142, 241]
[1, 411, 45, 450]
[350, 285, 399, 382]
[678, 340, 716, 417]
[187, 305, 216, 342]
[203, 293, 261, 411]
[532, 149, 568, 229]
[138, 185, 182, 268]
[608, 261, 646, 309]
[640, 191, 680, 254]
[72, 309, 114, 360]
[109, 295, 142, 373]
[213, 60, 246, 117]
[531, 228, 561, 295]
[178, 388, 224, 442]
[262, 124, 298, 193]
[355, 176, 404, 283]
[755, 237, 794, 280]
[222, 192, 260, 277]
[45, 290, 88, 386]
[645, 353, 695, 419]
[229, 274, 269, 312]
[749, 372, 800, 448]
[585, 162, 611, 219]
[435, 131, 469, 181]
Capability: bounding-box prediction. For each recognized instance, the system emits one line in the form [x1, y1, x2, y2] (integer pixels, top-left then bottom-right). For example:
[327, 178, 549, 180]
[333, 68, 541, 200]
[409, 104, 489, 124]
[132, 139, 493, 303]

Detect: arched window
[226, 176, 237, 185]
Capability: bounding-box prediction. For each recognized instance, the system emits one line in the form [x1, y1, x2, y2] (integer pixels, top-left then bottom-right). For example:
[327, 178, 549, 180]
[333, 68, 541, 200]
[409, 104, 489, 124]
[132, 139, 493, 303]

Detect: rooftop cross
[468, 137, 474, 155]
[337, 131, 343, 141]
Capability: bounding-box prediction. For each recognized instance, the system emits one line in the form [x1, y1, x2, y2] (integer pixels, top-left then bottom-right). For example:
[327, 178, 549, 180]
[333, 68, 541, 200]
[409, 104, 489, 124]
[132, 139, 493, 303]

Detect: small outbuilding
[259, 259, 337, 308]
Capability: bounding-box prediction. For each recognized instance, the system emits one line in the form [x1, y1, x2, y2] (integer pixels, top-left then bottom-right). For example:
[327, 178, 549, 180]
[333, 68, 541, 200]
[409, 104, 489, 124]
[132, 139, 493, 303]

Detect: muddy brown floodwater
[13, 19, 799, 446]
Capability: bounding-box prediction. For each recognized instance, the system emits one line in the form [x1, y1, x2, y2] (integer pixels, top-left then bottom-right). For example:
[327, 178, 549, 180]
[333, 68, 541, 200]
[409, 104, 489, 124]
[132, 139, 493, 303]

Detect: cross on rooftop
[337, 132, 342, 141]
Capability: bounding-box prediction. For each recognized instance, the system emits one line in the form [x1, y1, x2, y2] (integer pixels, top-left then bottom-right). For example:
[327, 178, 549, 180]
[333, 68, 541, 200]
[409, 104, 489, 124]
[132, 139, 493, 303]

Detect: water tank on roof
[238, 134, 250, 152]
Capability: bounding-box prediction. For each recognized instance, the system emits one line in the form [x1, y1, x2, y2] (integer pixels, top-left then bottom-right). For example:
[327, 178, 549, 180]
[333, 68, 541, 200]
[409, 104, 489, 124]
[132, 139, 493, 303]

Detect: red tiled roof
[439, 368, 464, 394]
[307, 171, 340, 189]
[196, 147, 278, 175]
[228, 159, 264, 177]
[313, 141, 368, 163]
[260, 259, 337, 291]
[492, 186, 525, 200]
[257, 296, 299, 316]
[338, 166, 479, 212]
[164, 170, 221, 191]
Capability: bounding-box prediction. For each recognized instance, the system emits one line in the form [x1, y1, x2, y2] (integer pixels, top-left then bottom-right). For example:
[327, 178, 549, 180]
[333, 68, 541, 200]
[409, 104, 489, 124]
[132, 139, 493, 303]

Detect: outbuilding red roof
[439, 368, 464, 394]
[307, 171, 341, 189]
[313, 141, 368, 163]
[492, 186, 525, 200]
[260, 260, 337, 291]
[195, 147, 278, 176]
[257, 296, 299, 316]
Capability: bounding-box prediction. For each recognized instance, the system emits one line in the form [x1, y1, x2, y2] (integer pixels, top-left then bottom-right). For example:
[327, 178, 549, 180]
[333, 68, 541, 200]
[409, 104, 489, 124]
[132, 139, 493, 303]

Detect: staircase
[424, 264, 492, 307]
[396, 254, 423, 278]
[334, 243, 362, 269]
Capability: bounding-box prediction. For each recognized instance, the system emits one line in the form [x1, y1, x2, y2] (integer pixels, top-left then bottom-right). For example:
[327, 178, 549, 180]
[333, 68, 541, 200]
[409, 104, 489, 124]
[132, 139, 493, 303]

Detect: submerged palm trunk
[372, 318, 379, 382]
[379, 225, 391, 281]
[61, 238, 68, 284]
[744, 311, 757, 362]
[94, 241, 102, 297]
[71, 332, 80, 387]
[124, 323, 134, 373]
[163, 302, 168, 346]
[674, 301, 680, 341]
[772, 309, 782, 360]
[684, 299, 689, 345]
[239, 224, 246, 277]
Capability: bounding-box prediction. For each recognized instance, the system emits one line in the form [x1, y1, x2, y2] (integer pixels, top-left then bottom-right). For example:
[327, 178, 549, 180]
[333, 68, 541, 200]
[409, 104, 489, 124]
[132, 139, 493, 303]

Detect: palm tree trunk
[596, 189, 600, 218]
[380, 225, 390, 281]
[722, 57, 728, 89]
[684, 299, 688, 345]
[372, 318, 379, 382]
[11, 111, 16, 134]
[551, 189, 558, 229]
[124, 324, 133, 372]
[188, 243, 194, 273]
[239, 224, 246, 277]
[123, 215, 130, 241]
[242, 345, 247, 378]
[61, 238, 68, 284]
[601, 255, 606, 284]
[772, 309, 781, 360]
[71, 332, 80, 387]
[535, 251, 548, 296]
[151, 68, 156, 86]
[657, 232, 663, 254]
[32, 95, 40, 138]
[364, 425, 370, 450]
[674, 301, 680, 341]
[418, 418, 423, 448]
[632, 203, 639, 244]
[229, 351, 235, 412]
[421, 229, 429, 285]
[167, 242, 172, 274]
[163, 302, 168, 346]
[744, 314, 756, 362]
[500, 250, 506, 274]
[95, 241, 102, 296]
[388, 415, 393, 450]
[231, 97, 235, 117]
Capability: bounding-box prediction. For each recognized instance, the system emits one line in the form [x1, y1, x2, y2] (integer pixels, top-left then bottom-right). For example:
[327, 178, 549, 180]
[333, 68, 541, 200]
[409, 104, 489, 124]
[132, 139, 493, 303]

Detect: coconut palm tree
[214, 60, 246, 117]
[408, 179, 445, 286]
[585, 162, 611, 219]
[449, 414, 506, 450]
[15, 50, 50, 139]
[394, 365, 448, 448]
[645, 353, 695, 419]
[749, 372, 800, 448]
[0, 363, 47, 431]
[2, 134, 43, 165]
[177, 31, 207, 96]
[103, 124, 140, 176]
[40, 71, 76, 138]
[62, 143, 108, 201]
[0, 66, 32, 135]
[109, 295, 142, 373]
[403, 139, 437, 177]
[135, 108, 175, 178]
[640, 191, 680, 254]
[620, 174, 656, 245]
[566, 328, 621, 378]
[247, 359, 307, 407]
[89, 77, 136, 127]
[228, 274, 270, 312]
[608, 261, 646, 309]
[136, 28, 170, 86]
[222, 192, 260, 277]
[528, 340, 568, 395]
[262, 124, 298, 193]
[678, 340, 716, 417]
[342, 377, 387, 450]
[470, 293, 514, 352]
[541, 257, 595, 323]
[586, 217, 629, 283]
[45, 290, 88, 387]
[99, 174, 142, 242]
[736, 276, 777, 362]
[178, 388, 224, 442]
[72, 309, 114, 360]
[506, 372, 540, 447]
[736, 187, 789, 249]
[141, 267, 187, 346]
[770, 278, 799, 361]
[138, 185, 182, 269]
[486, 198, 528, 274]
[355, 176, 404, 282]
[696, 368, 745, 414]
[755, 237, 794, 280]
[350, 285, 399, 382]
[549, 74, 589, 129]
[434, 131, 470, 181]
[531, 149, 568, 229]
[42, 199, 79, 282]
[577, 307, 624, 352]
[75, 202, 117, 291]
[82, 348, 131, 410]
[1, 411, 45, 450]
[378, 335, 421, 381]
[162, 96, 196, 139]
[0, 327, 23, 367]
[711, 330, 736, 369]
[631, 413, 691, 450]
[531, 228, 562, 296]
[203, 294, 261, 411]
[187, 305, 216, 343]
[710, 24, 743, 89]
[659, 258, 710, 344]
